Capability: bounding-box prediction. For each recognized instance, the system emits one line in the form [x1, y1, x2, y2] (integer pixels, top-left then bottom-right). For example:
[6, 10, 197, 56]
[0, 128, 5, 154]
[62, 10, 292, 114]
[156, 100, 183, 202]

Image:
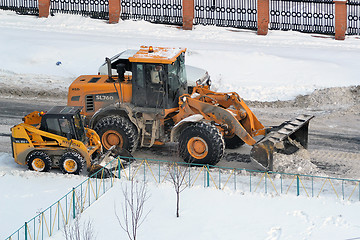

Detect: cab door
[132, 63, 166, 109]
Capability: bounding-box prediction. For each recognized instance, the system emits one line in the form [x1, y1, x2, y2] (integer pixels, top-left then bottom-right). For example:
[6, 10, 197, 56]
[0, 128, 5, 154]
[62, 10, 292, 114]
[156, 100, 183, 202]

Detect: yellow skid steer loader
[11, 106, 124, 175]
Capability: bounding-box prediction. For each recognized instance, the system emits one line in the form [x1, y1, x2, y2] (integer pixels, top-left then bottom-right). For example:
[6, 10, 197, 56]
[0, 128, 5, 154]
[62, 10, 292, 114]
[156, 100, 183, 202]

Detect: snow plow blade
[250, 114, 314, 171]
[88, 145, 135, 178]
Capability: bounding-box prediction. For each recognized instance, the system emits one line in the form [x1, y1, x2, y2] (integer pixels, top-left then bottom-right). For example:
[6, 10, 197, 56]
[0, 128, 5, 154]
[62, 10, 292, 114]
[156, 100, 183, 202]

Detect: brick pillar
[38, 0, 50, 18]
[109, 0, 121, 24]
[334, 0, 347, 40]
[183, 0, 194, 30]
[257, 0, 269, 35]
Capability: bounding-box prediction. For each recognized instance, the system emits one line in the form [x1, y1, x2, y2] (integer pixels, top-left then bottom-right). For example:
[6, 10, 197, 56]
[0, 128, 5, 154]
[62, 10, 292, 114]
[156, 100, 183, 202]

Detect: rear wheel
[179, 122, 225, 165]
[94, 116, 138, 153]
[59, 152, 84, 175]
[224, 135, 245, 149]
[27, 151, 52, 172]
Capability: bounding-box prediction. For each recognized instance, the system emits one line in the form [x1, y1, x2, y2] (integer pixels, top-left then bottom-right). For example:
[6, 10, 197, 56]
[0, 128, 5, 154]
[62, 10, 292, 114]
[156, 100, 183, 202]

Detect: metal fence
[50, 0, 109, 19]
[2, 0, 360, 36]
[194, 0, 258, 29]
[0, 0, 39, 15]
[120, 0, 183, 25]
[269, 0, 335, 34]
[6, 166, 117, 240]
[127, 158, 360, 201]
[348, 0, 360, 34]
[6, 156, 360, 240]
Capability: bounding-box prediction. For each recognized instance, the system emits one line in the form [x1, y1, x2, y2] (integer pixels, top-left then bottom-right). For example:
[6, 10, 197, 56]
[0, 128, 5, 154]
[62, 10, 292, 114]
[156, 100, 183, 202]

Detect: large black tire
[59, 151, 85, 175]
[224, 135, 245, 149]
[27, 151, 52, 172]
[94, 116, 138, 153]
[179, 122, 225, 165]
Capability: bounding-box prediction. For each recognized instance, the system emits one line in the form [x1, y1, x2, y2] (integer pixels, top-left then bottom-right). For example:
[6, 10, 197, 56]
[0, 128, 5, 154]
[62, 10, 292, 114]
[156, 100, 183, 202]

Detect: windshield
[167, 54, 187, 90]
[73, 113, 86, 142]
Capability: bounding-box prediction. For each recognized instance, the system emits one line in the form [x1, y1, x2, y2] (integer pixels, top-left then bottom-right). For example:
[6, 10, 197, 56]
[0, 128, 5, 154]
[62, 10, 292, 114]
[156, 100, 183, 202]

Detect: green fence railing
[6, 156, 360, 240]
[5, 159, 121, 240]
[124, 157, 360, 201]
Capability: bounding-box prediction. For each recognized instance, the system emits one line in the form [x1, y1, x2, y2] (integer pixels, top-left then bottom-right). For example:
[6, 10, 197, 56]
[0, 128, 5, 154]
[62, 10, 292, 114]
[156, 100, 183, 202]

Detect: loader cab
[129, 47, 188, 109]
[39, 106, 86, 142]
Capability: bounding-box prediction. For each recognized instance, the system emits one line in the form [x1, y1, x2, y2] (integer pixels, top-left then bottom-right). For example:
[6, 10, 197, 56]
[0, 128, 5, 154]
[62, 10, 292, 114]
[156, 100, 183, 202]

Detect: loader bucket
[250, 114, 314, 171]
[88, 145, 135, 178]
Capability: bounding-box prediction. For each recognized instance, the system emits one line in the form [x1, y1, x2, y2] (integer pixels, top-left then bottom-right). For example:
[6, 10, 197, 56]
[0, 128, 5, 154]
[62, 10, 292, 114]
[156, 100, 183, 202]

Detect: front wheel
[59, 151, 84, 175]
[179, 122, 225, 165]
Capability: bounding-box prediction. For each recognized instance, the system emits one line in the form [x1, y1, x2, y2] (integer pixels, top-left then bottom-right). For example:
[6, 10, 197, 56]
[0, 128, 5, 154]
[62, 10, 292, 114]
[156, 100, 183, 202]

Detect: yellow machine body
[9, 106, 118, 175]
[11, 123, 100, 169]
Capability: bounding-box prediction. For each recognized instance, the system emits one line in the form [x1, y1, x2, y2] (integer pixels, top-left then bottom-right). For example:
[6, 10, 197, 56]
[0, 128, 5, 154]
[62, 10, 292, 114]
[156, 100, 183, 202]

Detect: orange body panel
[23, 111, 43, 126]
[192, 87, 266, 137]
[173, 86, 267, 146]
[67, 75, 132, 118]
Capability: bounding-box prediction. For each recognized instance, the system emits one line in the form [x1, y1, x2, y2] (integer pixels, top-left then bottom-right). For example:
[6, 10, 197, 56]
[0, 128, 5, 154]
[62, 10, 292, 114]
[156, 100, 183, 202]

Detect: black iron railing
[348, 0, 360, 35]
[0, 0, 39, 15]
[2, 0, 359, 36]
[269, 0, 335, 34]
[120, 0, 183, 25]
[50, 0, 109, 19]
[194, 0, 257, 29]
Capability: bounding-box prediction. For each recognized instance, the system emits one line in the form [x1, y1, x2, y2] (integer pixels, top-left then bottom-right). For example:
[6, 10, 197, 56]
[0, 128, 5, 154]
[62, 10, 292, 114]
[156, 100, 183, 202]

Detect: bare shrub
[63, 192, 97, 240]
[167, 162, 191, 217]
[115, 180, 150, 240]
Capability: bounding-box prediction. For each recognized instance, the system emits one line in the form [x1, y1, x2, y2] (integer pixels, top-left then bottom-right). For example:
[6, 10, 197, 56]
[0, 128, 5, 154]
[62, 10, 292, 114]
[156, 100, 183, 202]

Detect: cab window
[44, 117, 73, 139]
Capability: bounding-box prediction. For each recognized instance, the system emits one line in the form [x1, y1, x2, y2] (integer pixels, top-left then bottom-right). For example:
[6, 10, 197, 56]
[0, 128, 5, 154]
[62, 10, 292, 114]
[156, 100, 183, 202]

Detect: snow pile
[0, 70, 71, 99]
[294, 86, 360, 109]
[273, 150, 326, 176]
[249, 85, 360, 109]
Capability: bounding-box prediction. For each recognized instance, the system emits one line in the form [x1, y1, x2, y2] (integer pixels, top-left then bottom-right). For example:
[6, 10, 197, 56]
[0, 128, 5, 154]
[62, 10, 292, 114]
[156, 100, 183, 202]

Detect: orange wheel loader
[67, 46, 313, 171]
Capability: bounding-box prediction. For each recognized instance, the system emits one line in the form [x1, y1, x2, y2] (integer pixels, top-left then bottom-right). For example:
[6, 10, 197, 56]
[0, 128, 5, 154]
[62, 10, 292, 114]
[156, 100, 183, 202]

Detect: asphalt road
[1, 97, 359, 177]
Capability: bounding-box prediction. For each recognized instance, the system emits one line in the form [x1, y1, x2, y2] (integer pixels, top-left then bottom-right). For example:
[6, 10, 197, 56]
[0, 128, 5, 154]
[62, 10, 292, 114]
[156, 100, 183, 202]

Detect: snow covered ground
[52, 181, 360, 240]
[0, 153, 89, 238]
[0, 9, 359, 239]
[0, 10, 359, 101]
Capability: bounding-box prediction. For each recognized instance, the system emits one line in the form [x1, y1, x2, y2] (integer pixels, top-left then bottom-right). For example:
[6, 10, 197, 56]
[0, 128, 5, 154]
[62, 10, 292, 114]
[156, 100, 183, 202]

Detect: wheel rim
[32, 158, 45, 171]
[63, 159, 78, 173]
[102, 130, 124, 150]
[187, 137, 208, 159]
